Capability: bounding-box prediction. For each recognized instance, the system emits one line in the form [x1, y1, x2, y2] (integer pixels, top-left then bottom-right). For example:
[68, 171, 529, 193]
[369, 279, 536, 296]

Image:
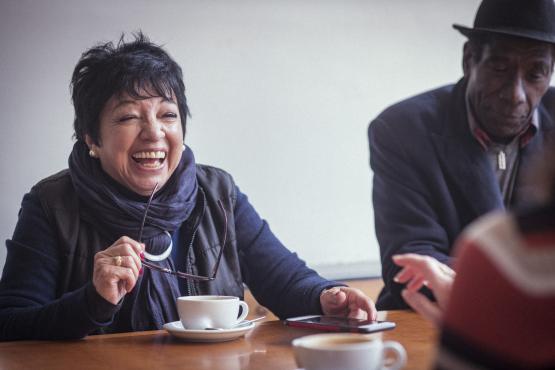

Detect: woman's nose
[140, 117, 165, 141]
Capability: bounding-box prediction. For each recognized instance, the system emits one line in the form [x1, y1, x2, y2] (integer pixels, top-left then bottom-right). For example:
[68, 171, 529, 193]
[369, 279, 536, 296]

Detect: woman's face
[86, 92, 184, 196]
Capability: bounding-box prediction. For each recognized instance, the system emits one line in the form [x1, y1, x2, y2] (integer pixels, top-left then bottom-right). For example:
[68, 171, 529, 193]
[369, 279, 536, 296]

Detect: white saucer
[163, 320, 255, 342]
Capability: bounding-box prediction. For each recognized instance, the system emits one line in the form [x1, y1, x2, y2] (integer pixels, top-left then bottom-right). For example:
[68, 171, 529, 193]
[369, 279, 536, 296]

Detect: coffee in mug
[292, 333, 406, 370]
[177, 295, 249, 330]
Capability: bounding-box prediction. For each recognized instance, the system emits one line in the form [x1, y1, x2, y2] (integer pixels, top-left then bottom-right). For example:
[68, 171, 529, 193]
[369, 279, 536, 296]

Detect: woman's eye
[118, 115, 137, 122]
[163, 112, 178, 119]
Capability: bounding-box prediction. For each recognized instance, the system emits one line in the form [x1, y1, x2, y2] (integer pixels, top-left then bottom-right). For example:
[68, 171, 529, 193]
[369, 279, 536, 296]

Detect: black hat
[453, 0, 555, 44]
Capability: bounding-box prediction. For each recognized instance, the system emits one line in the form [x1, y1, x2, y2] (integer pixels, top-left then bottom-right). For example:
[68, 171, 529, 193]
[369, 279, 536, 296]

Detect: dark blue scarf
[69, 141, 198, 331]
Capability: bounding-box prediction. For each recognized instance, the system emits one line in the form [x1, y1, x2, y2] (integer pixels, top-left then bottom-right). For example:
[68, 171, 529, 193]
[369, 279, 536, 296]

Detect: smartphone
[284, 315, 396, 334]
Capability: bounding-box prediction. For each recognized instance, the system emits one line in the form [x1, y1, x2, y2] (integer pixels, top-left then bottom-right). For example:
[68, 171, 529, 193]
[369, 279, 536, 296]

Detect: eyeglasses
[139, 184, 228, 281]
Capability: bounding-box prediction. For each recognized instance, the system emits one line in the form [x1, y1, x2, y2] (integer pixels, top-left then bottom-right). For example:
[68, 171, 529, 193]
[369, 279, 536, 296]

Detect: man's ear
[462, 41, 473, 77]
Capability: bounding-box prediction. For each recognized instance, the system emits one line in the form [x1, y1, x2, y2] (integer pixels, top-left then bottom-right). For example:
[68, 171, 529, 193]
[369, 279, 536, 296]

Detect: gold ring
[114, 256, 123, 267]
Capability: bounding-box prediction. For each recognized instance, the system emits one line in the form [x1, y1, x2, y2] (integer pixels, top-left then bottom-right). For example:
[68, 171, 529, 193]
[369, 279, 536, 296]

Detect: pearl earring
[182, 143, 186, 152]
[89, 149, 97, 158]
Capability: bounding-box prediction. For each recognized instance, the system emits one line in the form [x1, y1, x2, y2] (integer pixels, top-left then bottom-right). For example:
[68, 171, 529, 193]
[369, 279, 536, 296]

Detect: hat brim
[453, 23, 555, 44]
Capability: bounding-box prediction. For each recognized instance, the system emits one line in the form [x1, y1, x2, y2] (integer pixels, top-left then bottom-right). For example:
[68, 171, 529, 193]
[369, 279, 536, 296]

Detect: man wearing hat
[368, 0, 555, 310]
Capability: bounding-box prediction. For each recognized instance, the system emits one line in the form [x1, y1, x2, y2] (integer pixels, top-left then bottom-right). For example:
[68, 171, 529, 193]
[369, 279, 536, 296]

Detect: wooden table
[0, 311, 437, 370]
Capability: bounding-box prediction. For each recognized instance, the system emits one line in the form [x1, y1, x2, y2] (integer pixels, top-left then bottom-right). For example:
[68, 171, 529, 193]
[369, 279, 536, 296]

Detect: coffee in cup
[292, 333, 406, 370]
[177, 295, 249, 330]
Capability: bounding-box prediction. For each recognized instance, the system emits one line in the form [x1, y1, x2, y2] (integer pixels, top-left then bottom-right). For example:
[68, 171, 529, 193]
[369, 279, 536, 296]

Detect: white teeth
[132, 151, 166, 159]
[140, 161, 162, 168]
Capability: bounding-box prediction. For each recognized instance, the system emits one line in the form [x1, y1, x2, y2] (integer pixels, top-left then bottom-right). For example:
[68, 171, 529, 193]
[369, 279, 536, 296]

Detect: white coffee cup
[292, 333, 406, 370]
[177, 295, 249, 330]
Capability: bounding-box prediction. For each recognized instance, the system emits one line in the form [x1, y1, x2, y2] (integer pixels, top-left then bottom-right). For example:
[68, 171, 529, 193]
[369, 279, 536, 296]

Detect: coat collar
[515, 96, 555, 205]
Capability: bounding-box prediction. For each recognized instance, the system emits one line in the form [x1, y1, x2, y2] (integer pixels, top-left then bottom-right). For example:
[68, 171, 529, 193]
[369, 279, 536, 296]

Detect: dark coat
[368, 79, 555, 309]
[0, 165, 333, 340]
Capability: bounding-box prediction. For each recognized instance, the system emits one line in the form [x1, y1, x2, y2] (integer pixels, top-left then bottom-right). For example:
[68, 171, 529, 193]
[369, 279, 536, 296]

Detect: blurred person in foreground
[393, 140, 555, 369]
[0, 33, 376, 341]
[368, 0, 555, 310]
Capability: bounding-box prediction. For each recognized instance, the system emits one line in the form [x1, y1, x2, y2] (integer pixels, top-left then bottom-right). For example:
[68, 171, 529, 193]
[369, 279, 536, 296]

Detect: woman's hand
[393, 253, 455, 325]
[93, 236, 145, 305]
[320, 286, 377, 321]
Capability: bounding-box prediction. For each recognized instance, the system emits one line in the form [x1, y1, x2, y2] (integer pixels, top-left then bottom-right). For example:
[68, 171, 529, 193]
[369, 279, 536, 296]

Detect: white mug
[292, 333, 406, 370]
[177, 295, 249, 330]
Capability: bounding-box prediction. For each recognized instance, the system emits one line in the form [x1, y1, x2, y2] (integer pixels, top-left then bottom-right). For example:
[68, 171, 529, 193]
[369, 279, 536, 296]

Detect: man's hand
[320, 286, 377, 321]
[393, 254, 455, 325]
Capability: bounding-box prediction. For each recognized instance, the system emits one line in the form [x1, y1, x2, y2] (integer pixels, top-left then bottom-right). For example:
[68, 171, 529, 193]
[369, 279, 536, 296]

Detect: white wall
[0, 0, 481, 278]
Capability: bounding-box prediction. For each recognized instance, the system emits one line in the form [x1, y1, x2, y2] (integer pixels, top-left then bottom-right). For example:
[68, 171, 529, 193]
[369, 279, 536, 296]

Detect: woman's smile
[131, 150, 167, 169]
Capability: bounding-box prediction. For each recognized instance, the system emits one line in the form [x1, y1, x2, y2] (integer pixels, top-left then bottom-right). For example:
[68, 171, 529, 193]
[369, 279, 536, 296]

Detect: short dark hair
[71, 32, 190, 144]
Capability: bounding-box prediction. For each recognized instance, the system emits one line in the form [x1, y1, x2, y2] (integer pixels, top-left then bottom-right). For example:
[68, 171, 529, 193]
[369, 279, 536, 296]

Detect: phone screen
[301, 316, 375, 326]
[285, 315, 396, 333]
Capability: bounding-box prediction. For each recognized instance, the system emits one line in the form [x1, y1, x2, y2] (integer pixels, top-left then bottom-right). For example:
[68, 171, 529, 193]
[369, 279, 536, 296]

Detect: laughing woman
[0, 33, 376, 340]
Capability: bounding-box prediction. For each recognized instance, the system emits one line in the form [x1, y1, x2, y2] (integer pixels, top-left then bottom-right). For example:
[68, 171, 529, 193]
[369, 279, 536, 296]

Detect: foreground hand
[393, 254, 455, 325]
[93, 236, 145, 305]
[320, 286, 377, 321]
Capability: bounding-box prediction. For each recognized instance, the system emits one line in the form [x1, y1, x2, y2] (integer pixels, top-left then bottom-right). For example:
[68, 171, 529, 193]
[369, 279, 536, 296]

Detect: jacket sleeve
[233, 186, 340, 319]
[0, 191, 119, 340]
[369, 117, 454, 309]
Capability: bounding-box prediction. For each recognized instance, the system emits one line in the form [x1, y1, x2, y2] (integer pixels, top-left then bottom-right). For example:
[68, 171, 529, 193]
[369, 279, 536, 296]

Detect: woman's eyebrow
[112, 97, 177, 110]
[160, 97, 177, 104]
[112, 99, 138, 110]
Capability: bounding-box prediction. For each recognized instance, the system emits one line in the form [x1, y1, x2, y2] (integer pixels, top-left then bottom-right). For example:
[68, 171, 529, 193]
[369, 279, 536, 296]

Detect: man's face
[464, 37, 554, 141]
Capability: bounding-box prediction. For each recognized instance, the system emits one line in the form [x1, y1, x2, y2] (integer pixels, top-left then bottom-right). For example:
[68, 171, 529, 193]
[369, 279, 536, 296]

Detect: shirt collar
[465, 90, 538, 149]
